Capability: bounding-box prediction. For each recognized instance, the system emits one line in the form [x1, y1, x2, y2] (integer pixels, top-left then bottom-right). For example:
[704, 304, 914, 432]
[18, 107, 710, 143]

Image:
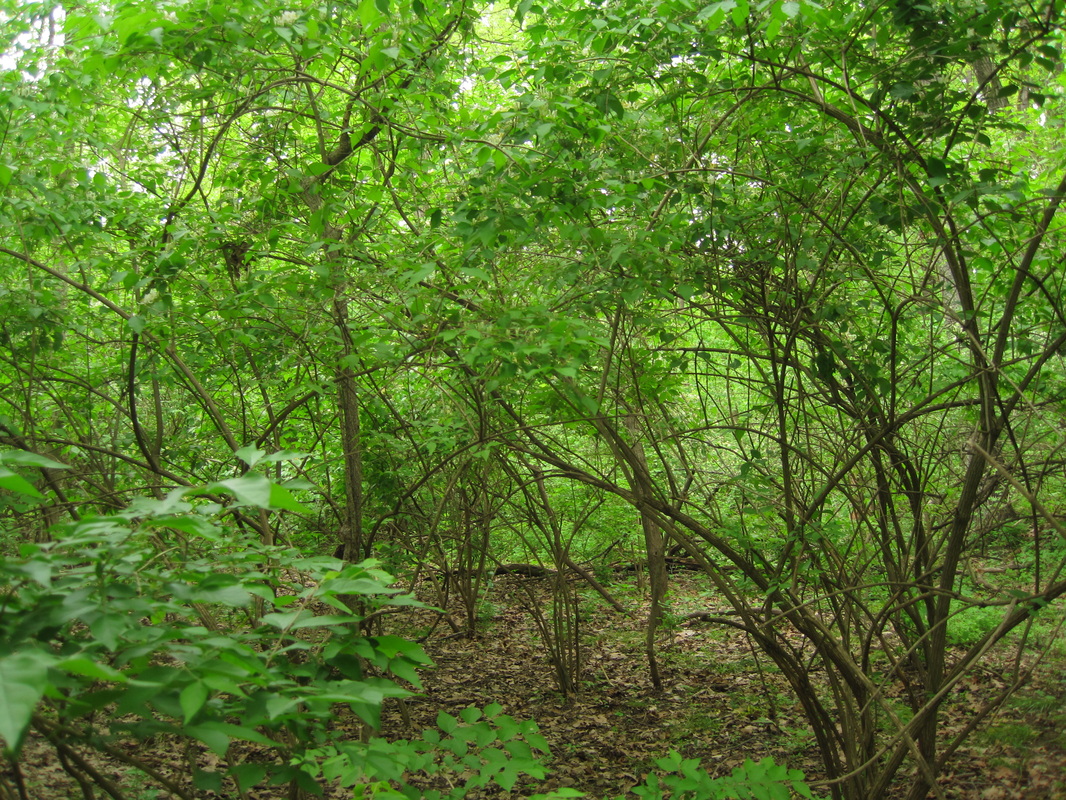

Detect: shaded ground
[7, 570, 1065, 799]
[375, 570, 1066, 800]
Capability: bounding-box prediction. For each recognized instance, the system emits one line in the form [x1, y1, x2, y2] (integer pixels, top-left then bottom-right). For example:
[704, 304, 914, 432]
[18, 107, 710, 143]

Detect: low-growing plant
[0, 471, 550, 799]
[627, 752, 814, 800]
[946, 605, 1005, 646]
[1009, 688, 1063, 716]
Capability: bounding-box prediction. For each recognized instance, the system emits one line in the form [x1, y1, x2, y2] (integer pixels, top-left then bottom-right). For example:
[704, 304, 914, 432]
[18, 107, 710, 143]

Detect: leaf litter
[6, 571, 1064, 799]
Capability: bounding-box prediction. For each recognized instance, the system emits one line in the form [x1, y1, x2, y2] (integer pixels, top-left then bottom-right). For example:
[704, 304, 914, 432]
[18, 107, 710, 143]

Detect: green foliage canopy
[2, 0, 1065, 797]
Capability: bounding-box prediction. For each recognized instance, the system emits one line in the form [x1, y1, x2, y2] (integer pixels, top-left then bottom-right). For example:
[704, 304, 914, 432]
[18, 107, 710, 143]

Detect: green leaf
[229, 763, 267, 791]
[204, 474, 309, 512]
[359, 0, 380, 25]
[89, 613, 129, 651]
[386, 659, 423, 687]
[437, 710, 458, 734]
[0, 651, 53, 756]
[265, 693, 298, 720]
[0, 450, 69, 470]
[179, 576, 251, 606]
[525, 731, 550, 752]
[184, 723, 231, 756]
[926, 156, 949, 188]
[58, 656, 126, 682]
[259, 610, 304, 630]
[180, 681, 210, 723]
[14, 557, 51, 587]
[204, 475, 270, 506]
[152, 514, 219, 539]
[268, 482, 310, 512]
[368, 635, 424, 659]
[0, 466, 43, 499]
[261, 611, 356, 630]
[460, 706, 482, 724]
[234, 444, 266, 468]
[127, 489, 194, 518]
[459, 265, 491, 281]
[731, 0, 749, 26]
[260, 450, 313, 463]
[192, 768, 224, 792]
[293, 614, 359, 629]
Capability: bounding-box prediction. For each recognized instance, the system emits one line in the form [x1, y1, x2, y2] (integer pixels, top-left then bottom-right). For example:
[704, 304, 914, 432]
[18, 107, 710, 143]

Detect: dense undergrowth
[0, 473, 814, 800]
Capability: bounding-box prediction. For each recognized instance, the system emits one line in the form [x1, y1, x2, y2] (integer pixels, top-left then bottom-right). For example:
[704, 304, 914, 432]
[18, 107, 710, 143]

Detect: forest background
[1, 0, 1066, 798]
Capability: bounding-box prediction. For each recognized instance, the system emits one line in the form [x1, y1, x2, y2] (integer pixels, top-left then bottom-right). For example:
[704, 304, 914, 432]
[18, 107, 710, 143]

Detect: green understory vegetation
[1, 0, 1065, 797]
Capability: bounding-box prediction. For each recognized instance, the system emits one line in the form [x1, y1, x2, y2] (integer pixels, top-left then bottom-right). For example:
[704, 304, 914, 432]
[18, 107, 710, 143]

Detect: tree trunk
[333, 295, 364, 561]
[624, 414, 667, 692]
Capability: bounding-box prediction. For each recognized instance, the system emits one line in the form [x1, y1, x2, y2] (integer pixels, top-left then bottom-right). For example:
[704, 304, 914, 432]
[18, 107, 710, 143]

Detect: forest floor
[373, 569, 1066, 800]
[9, 569, 1066, 799]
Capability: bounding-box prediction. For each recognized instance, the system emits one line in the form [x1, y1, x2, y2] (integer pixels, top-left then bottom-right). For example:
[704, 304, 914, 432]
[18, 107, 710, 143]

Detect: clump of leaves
[0, 472, 549, 798]
[629, 752, 814, 800]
